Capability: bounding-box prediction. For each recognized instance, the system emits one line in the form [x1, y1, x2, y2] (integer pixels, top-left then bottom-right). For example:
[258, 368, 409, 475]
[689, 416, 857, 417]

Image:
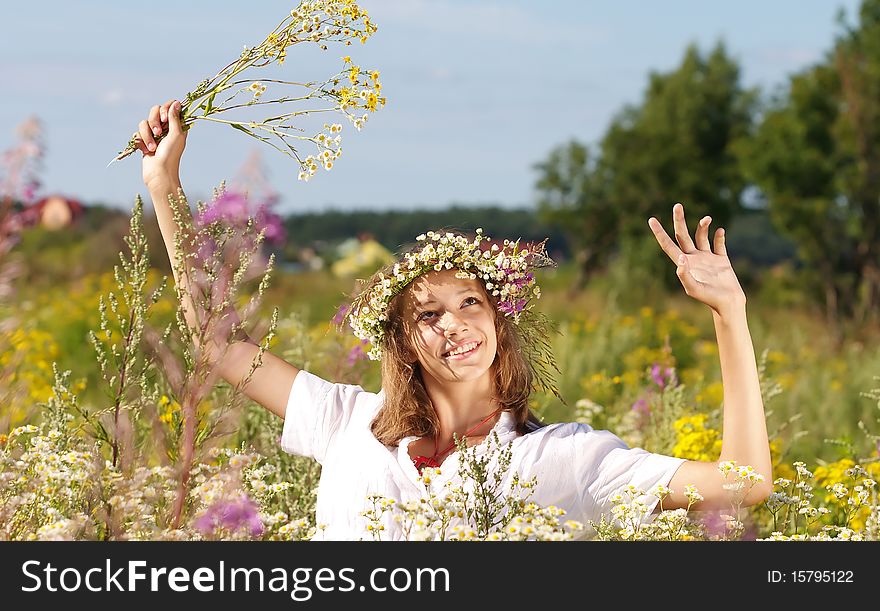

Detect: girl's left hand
[648, 203, 746, 318]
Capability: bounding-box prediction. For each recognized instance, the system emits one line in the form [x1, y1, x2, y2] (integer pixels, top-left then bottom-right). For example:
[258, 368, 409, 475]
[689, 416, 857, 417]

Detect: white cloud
[429, 66, 453, 81]
[100, 89, 125, 107]
[756, 46, 821, 67]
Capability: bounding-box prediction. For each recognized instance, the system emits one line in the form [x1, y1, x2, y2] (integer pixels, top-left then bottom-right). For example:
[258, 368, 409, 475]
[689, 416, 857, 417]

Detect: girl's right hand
[137, 99, 188, 189]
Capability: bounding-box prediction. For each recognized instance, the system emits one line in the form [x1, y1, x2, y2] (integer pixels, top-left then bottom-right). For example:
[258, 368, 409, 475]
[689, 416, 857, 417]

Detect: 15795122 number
[790, 570, 853, 583]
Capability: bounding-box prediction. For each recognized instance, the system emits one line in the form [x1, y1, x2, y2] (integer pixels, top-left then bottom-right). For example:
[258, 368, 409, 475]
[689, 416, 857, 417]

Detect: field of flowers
[2, 201, 879, 541]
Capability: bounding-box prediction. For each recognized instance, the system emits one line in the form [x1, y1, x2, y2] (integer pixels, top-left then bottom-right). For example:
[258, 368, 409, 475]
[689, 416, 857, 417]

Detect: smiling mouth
[443, 341, 482, 360]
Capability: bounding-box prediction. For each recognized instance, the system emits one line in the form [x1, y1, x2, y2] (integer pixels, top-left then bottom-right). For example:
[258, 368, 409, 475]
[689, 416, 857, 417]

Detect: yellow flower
[158, 395, 180, 425]
[671, 414, 722, 461]
[812, 459, 880, 530]
[366, 92, 378, 111]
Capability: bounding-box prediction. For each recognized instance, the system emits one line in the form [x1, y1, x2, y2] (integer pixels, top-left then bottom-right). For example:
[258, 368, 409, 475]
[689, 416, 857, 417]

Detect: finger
[672, 203, 697, 253]
[167, 100, 184, 136]
[675, 257, 699, 297]
[148, 105, 162, 137]
[647, 216, 684, 264]
[695, 216, 712, 251]
[132, 131, 148, 156]
[713, 227, 727, 256]
[160, 99, 176, 123]
[675, 263, 691, 294]
[138, 120, 156, 152]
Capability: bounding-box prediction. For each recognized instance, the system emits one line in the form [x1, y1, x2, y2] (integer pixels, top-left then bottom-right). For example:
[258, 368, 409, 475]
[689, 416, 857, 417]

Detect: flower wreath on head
[339, 228, 566, 405]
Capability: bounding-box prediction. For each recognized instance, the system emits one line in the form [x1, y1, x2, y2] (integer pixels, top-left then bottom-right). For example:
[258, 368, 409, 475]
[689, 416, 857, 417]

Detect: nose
[439, 310, 468, 336]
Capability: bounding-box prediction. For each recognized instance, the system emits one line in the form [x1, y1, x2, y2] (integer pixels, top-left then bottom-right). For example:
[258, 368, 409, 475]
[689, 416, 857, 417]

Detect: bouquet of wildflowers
[114, 0, 385, 182]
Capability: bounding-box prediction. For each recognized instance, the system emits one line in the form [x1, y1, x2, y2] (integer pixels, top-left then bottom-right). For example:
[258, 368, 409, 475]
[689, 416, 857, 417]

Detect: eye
[417, 310, 435, 322]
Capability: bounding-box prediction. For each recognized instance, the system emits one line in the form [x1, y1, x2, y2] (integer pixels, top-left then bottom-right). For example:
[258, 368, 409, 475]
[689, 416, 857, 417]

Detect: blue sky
[0, 0, 862, 214]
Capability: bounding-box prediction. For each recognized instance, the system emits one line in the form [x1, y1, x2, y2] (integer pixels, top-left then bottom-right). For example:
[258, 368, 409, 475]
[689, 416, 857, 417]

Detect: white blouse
[280, 369, 686, 540]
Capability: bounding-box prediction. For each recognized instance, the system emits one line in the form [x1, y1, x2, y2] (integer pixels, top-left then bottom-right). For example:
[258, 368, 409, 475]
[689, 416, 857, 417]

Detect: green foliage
[533, 42, 755, 293]
[742, 0, 880, 331]
[534, 141, 617, 291]
[85, 196, 166, 467]
[14, 207, 132, 285]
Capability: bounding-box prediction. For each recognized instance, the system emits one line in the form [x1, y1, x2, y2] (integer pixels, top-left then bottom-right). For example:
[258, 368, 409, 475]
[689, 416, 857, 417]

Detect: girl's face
[401, 269, 498, 384]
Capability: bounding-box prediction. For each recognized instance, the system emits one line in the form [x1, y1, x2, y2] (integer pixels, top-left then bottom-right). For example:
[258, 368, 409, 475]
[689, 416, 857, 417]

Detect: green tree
[534, 141, 616, 293]
[741, 65, 856, 341]
[835, 0, 880, 325]
[602, 42, 755, 283]
[535, 42, 754, 292]
[743, 0, 880, 336]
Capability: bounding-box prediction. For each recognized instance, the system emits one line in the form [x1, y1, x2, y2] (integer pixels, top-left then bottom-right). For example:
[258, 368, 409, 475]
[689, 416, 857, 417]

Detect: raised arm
[137, 99, 300, 418]
[647, 203, 772, 511]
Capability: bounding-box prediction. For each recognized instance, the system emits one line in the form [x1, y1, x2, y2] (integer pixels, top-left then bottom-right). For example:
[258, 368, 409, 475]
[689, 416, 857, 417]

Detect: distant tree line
[278, 205, 571, 262]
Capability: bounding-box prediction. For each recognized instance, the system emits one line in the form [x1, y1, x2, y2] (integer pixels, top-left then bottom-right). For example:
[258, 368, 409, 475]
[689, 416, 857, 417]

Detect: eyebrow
[415, 288, 478, 307]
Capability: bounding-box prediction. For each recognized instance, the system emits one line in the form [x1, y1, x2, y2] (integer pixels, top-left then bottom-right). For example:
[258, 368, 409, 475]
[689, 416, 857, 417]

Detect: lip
[443, 341, 482, 360]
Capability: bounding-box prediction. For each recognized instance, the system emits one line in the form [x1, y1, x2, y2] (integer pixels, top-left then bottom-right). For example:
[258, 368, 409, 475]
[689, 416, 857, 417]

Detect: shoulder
[281, 369, 383, 461]
[524, 420, 622, 443]
[515, 421, 629, 462]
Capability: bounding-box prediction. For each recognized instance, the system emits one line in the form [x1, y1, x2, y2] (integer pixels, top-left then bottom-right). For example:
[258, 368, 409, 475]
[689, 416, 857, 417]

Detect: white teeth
[445, 342, 479, 357]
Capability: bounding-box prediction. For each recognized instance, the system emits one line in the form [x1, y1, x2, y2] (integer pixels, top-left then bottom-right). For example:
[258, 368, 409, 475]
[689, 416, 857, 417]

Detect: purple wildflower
[497, 298, 527, 316]
[195, 495, 264, 538]
[511, 274, 532, 290]
[650, 364, 665, 388]
[255, 205, 286, 245]
[650, 363, 678, 389]
[197, 190, 286, 246]
[631, 397, 650, 416]
[700, 511, 727, 539]
[700, 511, 756, 541]
[199, 191, 250, 226]
[346, 338, 369, 366]
[196, 239, 218, 264]
[332, 303, 351, 327]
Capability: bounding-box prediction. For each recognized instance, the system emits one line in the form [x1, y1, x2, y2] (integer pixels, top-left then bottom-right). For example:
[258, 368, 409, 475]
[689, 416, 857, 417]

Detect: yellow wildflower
[366, 92, 378, 111]
[671, 414, 722, 461]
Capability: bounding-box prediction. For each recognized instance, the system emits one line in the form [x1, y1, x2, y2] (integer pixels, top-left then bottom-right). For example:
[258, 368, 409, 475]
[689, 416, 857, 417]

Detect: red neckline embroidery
[411, 408, 502, 474]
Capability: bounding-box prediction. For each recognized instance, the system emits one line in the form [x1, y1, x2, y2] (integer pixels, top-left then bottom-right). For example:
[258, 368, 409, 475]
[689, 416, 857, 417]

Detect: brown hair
[365, 231, 546, 447]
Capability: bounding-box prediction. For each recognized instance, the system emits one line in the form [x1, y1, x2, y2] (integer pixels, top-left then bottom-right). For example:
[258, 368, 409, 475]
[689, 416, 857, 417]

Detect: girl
[135, 99, 772, 540]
